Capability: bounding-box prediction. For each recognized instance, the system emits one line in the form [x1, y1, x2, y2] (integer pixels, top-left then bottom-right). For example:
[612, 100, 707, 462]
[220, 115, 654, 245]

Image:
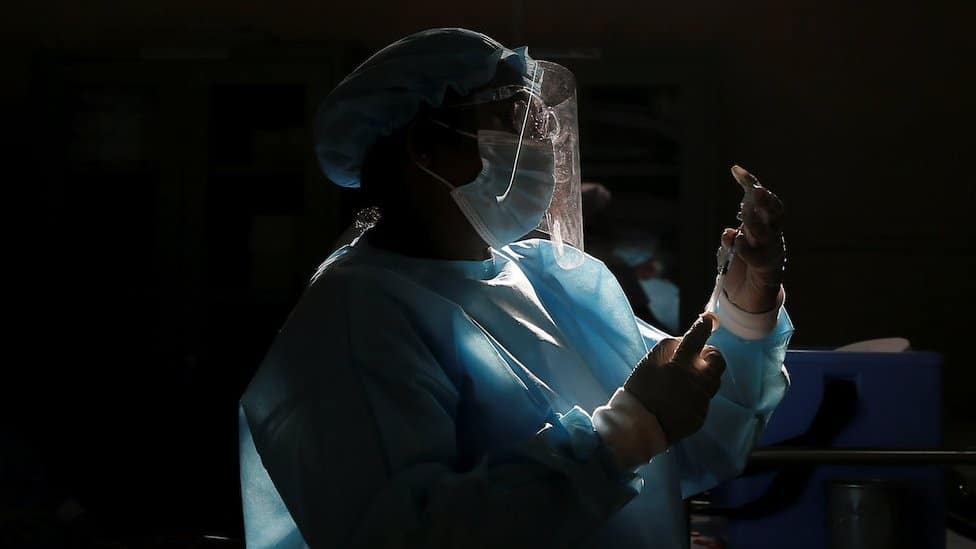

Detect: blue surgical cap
[314, 28, 535, 188]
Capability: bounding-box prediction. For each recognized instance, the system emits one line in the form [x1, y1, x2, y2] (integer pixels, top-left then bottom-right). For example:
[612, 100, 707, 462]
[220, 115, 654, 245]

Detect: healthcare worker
[239, 28, 792, 548]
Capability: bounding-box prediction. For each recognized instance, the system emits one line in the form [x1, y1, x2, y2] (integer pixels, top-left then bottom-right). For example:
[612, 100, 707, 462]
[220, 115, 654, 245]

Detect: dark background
[3, 0, 974, 545]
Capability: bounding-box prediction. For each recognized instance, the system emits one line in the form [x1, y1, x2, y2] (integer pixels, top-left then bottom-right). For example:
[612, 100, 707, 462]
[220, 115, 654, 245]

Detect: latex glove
[722, 165, 786, 313]
[622, 314, 726, 445]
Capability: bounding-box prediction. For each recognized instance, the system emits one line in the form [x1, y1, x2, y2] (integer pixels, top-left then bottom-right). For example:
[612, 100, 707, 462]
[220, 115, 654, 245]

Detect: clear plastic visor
[436, 61, 584, 268]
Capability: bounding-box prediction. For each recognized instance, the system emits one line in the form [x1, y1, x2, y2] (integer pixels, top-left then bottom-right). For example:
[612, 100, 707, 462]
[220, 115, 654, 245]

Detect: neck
[366, 214, 491, 262]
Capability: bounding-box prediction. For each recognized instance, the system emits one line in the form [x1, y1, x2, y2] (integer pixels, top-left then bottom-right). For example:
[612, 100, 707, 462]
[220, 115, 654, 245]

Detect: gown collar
[353, 235, 503, 281]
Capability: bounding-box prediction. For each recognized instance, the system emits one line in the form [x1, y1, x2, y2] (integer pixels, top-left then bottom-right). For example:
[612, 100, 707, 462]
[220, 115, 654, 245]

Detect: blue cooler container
[710, 350, 944, 549]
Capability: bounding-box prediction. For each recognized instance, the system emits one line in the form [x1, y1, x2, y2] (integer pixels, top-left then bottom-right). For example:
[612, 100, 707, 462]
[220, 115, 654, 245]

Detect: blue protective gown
[239, 238, 793, 548]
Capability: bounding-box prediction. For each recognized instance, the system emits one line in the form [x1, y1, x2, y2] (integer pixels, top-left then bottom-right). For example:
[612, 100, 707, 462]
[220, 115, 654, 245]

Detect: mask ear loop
[428, 118, 478, 140]
[496, 63, 544, 203]
[415, 161, 456, 191]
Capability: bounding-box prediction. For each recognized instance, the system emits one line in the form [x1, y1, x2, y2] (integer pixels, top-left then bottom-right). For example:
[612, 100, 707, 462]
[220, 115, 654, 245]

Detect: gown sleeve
[501, 240, 794, 498]
[636, 295, 793, 497]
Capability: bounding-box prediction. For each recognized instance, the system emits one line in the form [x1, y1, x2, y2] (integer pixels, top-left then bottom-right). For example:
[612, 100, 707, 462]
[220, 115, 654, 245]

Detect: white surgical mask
[416, 127, 556, 250]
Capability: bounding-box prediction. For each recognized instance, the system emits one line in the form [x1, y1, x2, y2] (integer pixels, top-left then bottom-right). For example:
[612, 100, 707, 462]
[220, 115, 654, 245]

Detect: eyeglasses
[442, 86, 561, 142]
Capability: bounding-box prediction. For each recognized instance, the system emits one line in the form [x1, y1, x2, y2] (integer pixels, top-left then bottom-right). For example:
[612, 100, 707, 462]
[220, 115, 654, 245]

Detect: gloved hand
[722, 165, 786, 313]
[623, 314, 726, 445]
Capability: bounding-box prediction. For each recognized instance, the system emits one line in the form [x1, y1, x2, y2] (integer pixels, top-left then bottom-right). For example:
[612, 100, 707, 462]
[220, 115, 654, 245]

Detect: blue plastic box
[710, 350, 944, 549]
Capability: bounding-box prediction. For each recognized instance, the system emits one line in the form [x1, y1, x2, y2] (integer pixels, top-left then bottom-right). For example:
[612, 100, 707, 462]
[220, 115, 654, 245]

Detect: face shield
[437, 61, 584, 269]
[531, 61, 584, 269]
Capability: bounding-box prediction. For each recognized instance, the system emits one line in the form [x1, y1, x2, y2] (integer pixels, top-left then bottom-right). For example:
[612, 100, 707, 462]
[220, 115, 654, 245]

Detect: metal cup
[825, 479, 909, 549]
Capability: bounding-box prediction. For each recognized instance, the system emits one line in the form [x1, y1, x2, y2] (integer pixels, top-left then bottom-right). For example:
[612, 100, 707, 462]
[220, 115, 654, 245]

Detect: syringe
[704, 244, 734, 315]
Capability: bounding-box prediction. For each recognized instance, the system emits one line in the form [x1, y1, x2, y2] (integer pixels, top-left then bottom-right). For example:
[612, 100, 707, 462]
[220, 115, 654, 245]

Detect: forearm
[672, 299, 793, 496]
[345, 408, 639, 549]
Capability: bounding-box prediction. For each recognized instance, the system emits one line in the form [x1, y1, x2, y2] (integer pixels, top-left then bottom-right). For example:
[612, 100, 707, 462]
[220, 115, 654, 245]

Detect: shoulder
[305, 245, 422, 308]
[295, 245, 469, 346]
[502, 239, 611, 273]
[247, 247, 455, 398]
[501, 239, 618, 293]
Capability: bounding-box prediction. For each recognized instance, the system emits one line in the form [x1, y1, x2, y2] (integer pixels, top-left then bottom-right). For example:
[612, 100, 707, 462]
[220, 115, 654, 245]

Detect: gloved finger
[721, 228, 737, 249]
[644, 337, 681, 367]
[732, 230, 758, 263]
[701, 345, 725, 371]
[731, 165, 762, 193]
[740, 205, 775, 247]
[730, 166, 783, 238]
[685, 353, 721, 397]
[686, 365, 721, 400]
[700, 347, 727, 395]
[733, 230, 785, 271]
[673, 316, 713, 365]
[753, 188, 785, 231]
